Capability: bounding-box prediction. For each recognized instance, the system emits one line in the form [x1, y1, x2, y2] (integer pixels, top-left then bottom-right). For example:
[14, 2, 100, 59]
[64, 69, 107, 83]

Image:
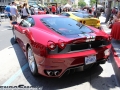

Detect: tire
[12, 27, 17, 43]
[27, 46, 38, 76]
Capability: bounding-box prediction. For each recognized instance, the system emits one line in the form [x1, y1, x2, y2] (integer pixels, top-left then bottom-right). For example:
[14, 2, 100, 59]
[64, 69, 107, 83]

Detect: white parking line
[0, 29, 7, 31]
[2, 63, 28, 86]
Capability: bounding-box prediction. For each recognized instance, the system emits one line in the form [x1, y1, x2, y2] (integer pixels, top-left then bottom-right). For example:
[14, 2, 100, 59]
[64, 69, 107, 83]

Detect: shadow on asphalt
[3, 26, 12, 30]
[10, 37, 119, 90]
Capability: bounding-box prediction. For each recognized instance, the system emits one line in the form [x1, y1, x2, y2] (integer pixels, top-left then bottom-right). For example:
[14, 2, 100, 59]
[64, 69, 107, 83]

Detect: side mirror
[12, 22, 18, 25]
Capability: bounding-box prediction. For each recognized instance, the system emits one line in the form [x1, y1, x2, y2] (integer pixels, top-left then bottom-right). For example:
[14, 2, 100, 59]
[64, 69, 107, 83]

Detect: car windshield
[73, 13, 94, 18]
[41, 17, 93, 35]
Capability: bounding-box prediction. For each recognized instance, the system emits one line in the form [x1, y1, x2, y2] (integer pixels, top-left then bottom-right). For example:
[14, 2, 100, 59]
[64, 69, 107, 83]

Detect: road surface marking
[0, 29, 7, 31]
[2, 63, 29, 86]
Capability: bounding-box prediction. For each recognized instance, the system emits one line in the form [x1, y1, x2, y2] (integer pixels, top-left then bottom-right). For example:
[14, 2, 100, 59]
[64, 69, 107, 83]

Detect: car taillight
[97, 20, 100, 23]
[107, 35, 112, 41]
[80, 21, 82, 23]
[83, 21, 86, 24]
[58, 39, 66, 49]
[47, 41, 56, 50]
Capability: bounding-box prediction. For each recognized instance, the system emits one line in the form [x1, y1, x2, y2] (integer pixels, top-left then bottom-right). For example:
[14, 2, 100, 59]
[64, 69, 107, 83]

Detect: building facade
[0, 0, 14, 12]
[98, 0, 120, 9]
[98, 0, 108, 8]
[0, 0, 28, 12]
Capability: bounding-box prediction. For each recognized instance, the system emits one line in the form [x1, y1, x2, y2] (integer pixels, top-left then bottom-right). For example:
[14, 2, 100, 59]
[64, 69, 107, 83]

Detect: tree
[52, 0, 67, 5]
[60, 0, 67, 5]
[73, 4, 77, 8]
[90, 0, 96, 6]
[78, 0, 86, 8]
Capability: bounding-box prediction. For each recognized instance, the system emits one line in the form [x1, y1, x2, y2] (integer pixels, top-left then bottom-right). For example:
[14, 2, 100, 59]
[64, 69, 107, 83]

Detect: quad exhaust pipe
[45, 70, 61, 76]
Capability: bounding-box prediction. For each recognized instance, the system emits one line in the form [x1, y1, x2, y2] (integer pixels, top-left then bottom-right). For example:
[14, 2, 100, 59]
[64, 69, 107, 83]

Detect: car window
[73, 13, 83, 17]
[73, 13, 93, 18]
[26, 17, 35, 27]
[19, 17, 35, 27]
[41, 17, 93, 35]
[66, 13, 70, 17]
[61, 13, 70, 17]
[19, 20, 29, 27]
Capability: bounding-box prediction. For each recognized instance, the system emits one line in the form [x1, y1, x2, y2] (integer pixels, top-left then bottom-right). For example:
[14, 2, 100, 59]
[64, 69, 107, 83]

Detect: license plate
[85, 55, 96, 65]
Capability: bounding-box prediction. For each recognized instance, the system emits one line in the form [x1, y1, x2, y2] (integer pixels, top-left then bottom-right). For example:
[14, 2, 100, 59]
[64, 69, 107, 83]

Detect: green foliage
[78, 0, 86, 8]
[73, 4, 77, 8]
[90, 0, 96, 6]
[60, 0, 67, 5]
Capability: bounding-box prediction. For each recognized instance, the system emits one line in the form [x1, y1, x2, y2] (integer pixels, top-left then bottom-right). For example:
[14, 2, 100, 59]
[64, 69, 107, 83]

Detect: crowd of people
[4, 2, 113, 28]
[107, 7, 119, 28]
[4, 2, 71, 26]
[107, 7, 120, 40]
[5, 2, 18, 26]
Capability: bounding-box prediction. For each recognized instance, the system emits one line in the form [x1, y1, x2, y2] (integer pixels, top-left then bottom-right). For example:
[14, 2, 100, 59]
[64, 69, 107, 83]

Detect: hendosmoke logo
[0, 85, 43, 90]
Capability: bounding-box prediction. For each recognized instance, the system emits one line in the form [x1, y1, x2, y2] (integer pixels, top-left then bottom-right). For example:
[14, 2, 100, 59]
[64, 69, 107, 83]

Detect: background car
[61, 12, 101, 29]
[0, 12, 8, 19]
[12, 15, 111, 77]
[75, 10, 88, 14]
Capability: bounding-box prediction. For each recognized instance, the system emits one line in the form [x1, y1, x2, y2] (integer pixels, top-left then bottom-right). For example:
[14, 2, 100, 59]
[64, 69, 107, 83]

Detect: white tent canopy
[63, 3, 72, 8]
[97, 4, 103, 8]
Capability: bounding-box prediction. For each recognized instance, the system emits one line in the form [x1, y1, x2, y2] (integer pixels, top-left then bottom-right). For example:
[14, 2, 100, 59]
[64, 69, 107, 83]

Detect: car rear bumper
[60, 58, 107, 77]
[35, 44, 111, 77]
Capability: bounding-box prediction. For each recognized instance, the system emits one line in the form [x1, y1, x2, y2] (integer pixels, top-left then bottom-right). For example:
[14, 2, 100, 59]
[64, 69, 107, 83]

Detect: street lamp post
[95, 0, 98, 18]
[96, 0, 98, 10]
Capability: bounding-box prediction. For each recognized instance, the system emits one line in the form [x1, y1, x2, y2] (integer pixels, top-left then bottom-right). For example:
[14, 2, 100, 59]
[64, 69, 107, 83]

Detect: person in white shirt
[10, 2, 18, 22]
[21, 3, 30, 19]
[34, 7, 38, 15]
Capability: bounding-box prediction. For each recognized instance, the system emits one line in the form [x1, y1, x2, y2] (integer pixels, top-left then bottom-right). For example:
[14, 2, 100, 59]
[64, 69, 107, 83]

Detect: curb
[111, 46, 120, 85]
[99, 16, 120, 86]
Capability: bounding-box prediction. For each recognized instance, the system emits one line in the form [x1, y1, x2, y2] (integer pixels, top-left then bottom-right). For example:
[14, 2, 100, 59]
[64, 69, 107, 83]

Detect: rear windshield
[73, 13, 94, 18]
[41, 17, 93, 35]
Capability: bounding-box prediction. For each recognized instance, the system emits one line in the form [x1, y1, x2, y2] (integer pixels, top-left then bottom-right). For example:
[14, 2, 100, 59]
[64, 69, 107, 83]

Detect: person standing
[112, 11, 120, 23]
[10, 2, 18, 23]
[59, 6, 62, 14]
[5, 3, 12, 26]
[57, 7, 60, 14]
[105, 6, 108, 17]
[21, 3, 30, 19]
[29, 5, 35, 15]
[51, 5, 56, 14]
[110, 11, 120, 40]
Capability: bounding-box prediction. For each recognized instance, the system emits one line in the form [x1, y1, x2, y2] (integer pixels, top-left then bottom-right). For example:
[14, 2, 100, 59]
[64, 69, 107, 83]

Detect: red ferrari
[12, 15, 111, 77]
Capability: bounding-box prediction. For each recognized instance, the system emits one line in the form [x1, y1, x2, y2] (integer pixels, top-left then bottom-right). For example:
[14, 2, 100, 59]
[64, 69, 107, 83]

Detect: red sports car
[12, 15, 111, 77]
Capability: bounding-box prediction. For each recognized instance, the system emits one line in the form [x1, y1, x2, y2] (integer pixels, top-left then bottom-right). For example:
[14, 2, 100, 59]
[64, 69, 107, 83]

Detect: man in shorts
[5, 3, 12, 26]
[10, 2, 18, 23]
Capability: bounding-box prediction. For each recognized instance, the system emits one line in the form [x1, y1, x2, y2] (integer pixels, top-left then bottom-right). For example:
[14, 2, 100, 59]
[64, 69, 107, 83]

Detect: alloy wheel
[28, 47, 37, 74]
